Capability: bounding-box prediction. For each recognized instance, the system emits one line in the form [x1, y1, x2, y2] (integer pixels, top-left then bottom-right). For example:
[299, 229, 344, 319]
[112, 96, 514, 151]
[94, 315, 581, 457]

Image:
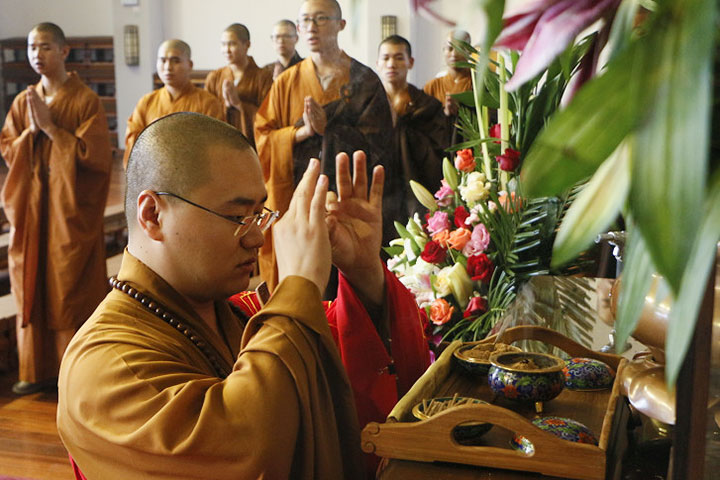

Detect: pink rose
[454, 148, 476, 172]
[427, 210, 450, 234]
[434, 180, 454, 207]
[462, 223, 491, 256]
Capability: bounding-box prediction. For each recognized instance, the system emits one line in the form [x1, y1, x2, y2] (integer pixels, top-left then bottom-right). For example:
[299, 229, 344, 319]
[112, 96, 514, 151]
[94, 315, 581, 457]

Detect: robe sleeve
[254, 78, 298, 211]
[123, 96, 149, 168]
[48, 92, 112, 174]
[59, 276, 362, 480]
[0, 92, 34, 168]
[325, 264, 430, 430]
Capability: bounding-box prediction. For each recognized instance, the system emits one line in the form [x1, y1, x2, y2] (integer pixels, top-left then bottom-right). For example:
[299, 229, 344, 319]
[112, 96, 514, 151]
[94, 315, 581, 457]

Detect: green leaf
[629, 0, 714, 293]
[614, 228, 655, 355]
[606, 0, 642, 62]
[664, 173, 720, 386]
[552, 142, 630, 268]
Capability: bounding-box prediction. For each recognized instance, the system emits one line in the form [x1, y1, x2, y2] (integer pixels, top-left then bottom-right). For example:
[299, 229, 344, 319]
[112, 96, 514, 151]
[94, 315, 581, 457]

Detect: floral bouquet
[385, 24, 602, 345]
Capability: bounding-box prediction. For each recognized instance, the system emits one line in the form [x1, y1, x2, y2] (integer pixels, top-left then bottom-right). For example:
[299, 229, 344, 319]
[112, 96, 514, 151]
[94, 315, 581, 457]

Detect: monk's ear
[408, 56, 415, 70]
[60, 44, 70, 61]
[136, 190, 164, 241]
[189, 59, 194, 70]
[338, 19, 346, 32]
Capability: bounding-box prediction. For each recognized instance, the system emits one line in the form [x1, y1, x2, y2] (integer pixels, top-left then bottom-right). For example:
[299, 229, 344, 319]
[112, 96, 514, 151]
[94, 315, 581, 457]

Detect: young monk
[57, 112, 430, 479]
[204, 24, 272, 147]
[0, 22, 112, 395]
[123, 39, 224, 168]
[254, 0, 395, 291]
[423, 29, 473, 118]
[262, 19, 303, 80]
[377, 35, 448, 217]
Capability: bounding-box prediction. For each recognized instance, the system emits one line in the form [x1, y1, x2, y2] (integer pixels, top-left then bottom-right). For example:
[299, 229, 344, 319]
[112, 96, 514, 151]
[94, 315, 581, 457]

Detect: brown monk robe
[378, 35, 448, 217]
[262, 20, 303, 80]
[255, 0, 395, 290]
[0, 23, 112, 394]
[123, 39, 224, 168]
[205, 24, 272, 146]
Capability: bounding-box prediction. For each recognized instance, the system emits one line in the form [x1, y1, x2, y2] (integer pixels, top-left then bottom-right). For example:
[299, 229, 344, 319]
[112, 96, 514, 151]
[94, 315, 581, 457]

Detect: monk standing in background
[377, 35, 448, 217]
[255, 0, 395, 291]
[423, 29, 473, 117]
[0, 22, 112, 395]
[123, 39, 224, 167]
[205, 24, 272, 147]
[263, 19, 303, 80]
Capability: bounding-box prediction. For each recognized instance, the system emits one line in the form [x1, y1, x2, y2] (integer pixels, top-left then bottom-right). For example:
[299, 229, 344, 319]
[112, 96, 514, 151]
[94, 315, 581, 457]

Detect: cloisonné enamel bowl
[563, 357, 616, 391]
[412, 396, 493, 441]
[487, 352, 565, 412]
[453, 342, 523, 375]
[510, 416, 598, 455]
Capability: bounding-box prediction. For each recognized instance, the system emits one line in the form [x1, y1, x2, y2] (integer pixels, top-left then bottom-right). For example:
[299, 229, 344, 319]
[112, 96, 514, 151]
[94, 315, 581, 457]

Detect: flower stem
[499, 54, 509, 192]
[471, 62, 493, 180]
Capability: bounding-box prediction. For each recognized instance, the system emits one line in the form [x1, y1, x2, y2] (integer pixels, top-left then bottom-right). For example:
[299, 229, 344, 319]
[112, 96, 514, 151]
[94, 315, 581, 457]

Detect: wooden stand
[363, 326, 631, 480]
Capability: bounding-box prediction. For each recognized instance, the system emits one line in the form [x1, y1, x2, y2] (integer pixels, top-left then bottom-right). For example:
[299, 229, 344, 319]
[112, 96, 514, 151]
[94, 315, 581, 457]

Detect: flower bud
[447, 262, 473, 309]
[410, 180, 438, 212]
[443, 157, 459, 190]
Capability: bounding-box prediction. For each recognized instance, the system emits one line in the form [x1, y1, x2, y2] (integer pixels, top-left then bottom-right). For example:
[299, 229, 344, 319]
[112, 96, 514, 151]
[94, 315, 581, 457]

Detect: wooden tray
[362, 326, 629, 480]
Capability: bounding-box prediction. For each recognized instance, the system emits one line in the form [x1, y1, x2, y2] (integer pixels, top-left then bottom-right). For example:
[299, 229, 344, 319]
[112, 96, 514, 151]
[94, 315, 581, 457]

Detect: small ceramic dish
[453, 342, 523, 375]
[510, 416, 598, 455]
[563, 357, 616, 391]
[488, 351, 565, 413]
[412, 396, 493, 441]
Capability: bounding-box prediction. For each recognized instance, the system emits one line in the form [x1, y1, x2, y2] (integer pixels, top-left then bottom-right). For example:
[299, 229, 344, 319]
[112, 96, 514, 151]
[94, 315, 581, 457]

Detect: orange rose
[454, 148, 476, 172]
[432, 230, 451, 248]
[447, 228, 472, 251]
[499, 191, 523, 213]
[430, 298, 454, 325]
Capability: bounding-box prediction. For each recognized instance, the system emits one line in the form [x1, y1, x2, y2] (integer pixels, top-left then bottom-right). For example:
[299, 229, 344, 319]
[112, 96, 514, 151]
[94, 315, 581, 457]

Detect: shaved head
[125, 113, 253, 231]
[275, 19, 297, 30]
[302, 0, 342, 17]
[225, 23, 250, 43]
[449, 29, 471, 44]
[159, 39, 192, 59]
[31, 22, 66, 46]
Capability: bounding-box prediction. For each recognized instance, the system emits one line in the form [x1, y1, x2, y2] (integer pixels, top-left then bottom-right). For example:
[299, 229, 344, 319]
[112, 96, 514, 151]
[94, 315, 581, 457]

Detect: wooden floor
[0, 370, 71, 480]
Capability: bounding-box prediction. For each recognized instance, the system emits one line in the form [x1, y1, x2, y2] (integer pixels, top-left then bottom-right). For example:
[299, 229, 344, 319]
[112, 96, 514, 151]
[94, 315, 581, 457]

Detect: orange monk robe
[0, 72, 112, 383]
[58, 251, 366, 480]
[422, 72, 473, 103]
[254, 56, 395, 289]
[123, 85, 225, 167]
[204, 57, 272, 147]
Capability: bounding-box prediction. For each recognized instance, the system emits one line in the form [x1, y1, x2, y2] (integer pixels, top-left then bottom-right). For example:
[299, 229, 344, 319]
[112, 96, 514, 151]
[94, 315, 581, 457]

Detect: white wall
[0, 0, 488, 142]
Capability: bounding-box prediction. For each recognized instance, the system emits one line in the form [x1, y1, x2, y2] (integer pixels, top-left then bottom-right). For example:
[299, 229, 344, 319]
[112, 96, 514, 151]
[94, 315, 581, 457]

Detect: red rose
[467, 253, 494, 283]
[464, 296, 489, 318]
[496, 148, 521, 171]
[421, 240, 447, 264]
[489, 123, 502, 144]
[453, 206, 470, 229]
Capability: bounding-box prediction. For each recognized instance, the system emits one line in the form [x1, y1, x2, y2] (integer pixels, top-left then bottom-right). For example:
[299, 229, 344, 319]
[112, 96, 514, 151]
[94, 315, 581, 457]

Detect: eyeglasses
[297, 15, 340, 30]
[154, 191, 279, 238]
[271, 34, 297, 41]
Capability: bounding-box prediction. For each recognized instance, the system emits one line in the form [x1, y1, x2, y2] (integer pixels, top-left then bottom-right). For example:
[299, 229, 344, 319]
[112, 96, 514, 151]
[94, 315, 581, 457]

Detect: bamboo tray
[362, 326, 629, 480]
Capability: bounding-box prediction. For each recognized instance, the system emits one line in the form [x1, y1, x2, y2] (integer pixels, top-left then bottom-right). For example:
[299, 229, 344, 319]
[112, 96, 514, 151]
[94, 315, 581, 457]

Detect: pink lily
[409, 0, 457, 26]
[496, 0, 620, 91]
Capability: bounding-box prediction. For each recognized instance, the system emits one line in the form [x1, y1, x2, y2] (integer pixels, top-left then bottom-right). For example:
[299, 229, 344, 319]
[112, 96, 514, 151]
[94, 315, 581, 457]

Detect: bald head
[31, 22, 66, 46]
[224, 23, 250, 43]
[448, 29, 471, 44]
[159, 39, 191, 59]
[301, 0, 342, 17]
[275, 19, 297, 30]
[125, 113, 253, 231]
